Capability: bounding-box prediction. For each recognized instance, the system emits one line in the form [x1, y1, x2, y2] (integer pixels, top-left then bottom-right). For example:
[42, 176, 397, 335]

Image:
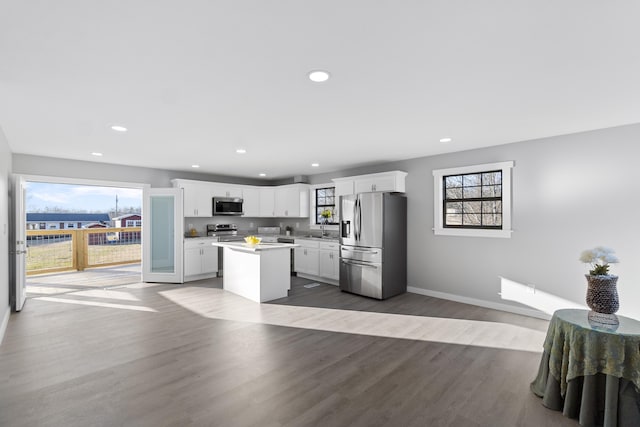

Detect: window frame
[308, 183, 339, 230]
[433, 161, 513, 238]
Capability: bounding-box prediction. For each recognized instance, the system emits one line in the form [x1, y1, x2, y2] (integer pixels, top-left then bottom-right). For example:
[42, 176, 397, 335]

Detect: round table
[531, 309, 640, 426]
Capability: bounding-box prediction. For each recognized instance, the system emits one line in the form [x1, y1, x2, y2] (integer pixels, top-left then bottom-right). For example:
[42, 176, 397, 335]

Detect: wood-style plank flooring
[0, 272, 575, 427]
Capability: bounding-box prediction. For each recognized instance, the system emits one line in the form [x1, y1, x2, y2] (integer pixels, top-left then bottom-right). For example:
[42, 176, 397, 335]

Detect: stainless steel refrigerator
[339, 192, 407, 299]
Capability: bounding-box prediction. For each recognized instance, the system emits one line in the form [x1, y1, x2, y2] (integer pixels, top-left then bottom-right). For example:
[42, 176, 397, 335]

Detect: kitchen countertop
[210, 241, 299, 252]
[184, 234, 339, 242]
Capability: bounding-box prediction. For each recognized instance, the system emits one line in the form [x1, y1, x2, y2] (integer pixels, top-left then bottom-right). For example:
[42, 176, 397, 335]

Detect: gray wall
[0, 128, 12, 339]
[12, 154, 270, 188]
[311, 123, 640, 320]
[10, 123, 640, 320]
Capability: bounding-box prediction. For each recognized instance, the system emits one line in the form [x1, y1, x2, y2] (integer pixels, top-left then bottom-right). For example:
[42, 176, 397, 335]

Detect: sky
[26, 182, 142, 213]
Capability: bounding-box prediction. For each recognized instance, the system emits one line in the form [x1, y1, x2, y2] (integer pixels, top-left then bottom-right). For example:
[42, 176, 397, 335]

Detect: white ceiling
[1, 1, 639, 180]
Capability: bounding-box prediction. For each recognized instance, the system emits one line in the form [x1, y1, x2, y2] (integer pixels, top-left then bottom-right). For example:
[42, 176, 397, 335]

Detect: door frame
[12, 174, 149, 310]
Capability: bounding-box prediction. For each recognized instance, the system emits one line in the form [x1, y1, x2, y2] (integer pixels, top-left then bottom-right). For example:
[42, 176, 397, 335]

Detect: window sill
[433, 228, 512, 238]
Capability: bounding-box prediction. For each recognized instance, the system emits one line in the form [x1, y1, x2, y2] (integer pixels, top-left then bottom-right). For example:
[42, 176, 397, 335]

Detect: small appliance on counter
[339, 192, 407, 300]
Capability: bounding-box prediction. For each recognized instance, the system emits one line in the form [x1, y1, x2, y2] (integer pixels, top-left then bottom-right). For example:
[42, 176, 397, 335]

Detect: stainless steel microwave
[212, 197, 243, 216]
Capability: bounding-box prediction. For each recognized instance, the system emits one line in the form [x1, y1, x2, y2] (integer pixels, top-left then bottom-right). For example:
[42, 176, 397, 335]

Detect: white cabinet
[332, 171, 407, 195]
[318, 241, 339, 281]
[275, 184, 309, 217]
[184, 239, 218, 281]
[242, 186, 260, 217]
[334, 180, 355, 197]
[172, 181, 211, 217]
[171, 179, 309, 219]
[294, 239, 319, 276]
[209, 183, 242, 198]
[294, 239, 339, 283]
[259, 187, 275, 217]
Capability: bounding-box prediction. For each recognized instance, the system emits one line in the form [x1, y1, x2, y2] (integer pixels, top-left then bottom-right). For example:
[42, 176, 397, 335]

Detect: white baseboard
[0, 306, 10, 346]
[407, 286, 551, 320]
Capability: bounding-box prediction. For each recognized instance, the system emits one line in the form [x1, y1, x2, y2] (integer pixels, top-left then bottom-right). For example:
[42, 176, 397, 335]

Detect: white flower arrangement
[579, 246, 619, 276]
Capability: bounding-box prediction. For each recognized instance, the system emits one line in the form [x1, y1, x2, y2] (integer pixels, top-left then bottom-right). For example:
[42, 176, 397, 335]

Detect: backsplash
[183, 217, 314, 237]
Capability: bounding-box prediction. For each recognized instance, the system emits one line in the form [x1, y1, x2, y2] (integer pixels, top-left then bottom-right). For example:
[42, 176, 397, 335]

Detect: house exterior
[111, 214, 141, 228]
[111, 214, 142, 243]
[26, 213, 111, 230]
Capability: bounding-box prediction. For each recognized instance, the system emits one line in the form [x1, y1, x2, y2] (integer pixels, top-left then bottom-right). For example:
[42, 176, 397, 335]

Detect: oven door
[213, 198, 243, 216]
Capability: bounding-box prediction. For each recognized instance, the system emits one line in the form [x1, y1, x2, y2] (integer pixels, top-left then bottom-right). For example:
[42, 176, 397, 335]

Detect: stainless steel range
[207, 224, 245, 276]
[206, 223, 243, 240]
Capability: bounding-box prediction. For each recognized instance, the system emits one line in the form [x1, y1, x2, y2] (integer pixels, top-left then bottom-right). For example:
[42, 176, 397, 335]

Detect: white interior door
[13, 175, 27, 311]
[142, 188, 184, 283]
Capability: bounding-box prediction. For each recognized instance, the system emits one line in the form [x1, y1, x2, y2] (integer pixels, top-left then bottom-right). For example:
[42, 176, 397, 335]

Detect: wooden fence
[26, 227, 141, 275]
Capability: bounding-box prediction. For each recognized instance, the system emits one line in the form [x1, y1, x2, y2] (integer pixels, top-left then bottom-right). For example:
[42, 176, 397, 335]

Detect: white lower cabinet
[294, 241, 319, 276]
[184, 239, 218, 282]
[318, 242, 339, 281]
[295, 239, 339, 283]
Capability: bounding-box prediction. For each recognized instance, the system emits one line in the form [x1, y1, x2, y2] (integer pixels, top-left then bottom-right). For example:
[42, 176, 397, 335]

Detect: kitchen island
[211, 241, 299, 303]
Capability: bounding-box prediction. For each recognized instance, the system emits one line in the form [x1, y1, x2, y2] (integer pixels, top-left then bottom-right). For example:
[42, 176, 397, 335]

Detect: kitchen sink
[300, 234, 338, 240]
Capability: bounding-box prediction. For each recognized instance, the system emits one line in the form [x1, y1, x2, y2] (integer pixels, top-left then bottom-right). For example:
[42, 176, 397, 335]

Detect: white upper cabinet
[259, 187, 275, 217]
[274, 184, 309, 217]
[333, 171, 407, 195]
[172, 180, 211, 217]
[333, 180, 355, 197]
[209, 183, 242, 198]
[242, 186, 260, 217]
[172, 179, 309, 218]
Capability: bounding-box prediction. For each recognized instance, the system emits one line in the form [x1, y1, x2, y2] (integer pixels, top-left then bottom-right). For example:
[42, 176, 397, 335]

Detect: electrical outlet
[296, 222, 299, 228]
[249, 222, 254, 228]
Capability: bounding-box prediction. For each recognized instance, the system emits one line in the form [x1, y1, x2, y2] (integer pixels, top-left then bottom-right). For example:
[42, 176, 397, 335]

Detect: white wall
[0, 127, 12, 342]
[311, 123, 640, 320]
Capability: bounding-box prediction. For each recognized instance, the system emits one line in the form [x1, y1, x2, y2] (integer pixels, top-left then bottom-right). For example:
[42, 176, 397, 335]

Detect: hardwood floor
[0, 275, 575, 427]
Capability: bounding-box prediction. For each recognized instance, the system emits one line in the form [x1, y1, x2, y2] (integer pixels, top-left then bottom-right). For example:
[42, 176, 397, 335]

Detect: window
[126, 220, 142, 227]
[39, 222, 46, 230]
[433, 161, 513, 238]
[443, 170, 502, 229]
[315, 187, 338, 225]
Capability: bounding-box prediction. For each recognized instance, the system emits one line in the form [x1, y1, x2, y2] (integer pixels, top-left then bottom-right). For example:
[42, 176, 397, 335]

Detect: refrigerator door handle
[341, 259, 379, 269]
[342, 247, 379, 254]
[356, 197, 362, 241]
[354, 198, 359, 241]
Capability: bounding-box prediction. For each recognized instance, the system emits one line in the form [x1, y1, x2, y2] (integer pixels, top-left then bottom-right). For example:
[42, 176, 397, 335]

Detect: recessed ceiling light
[259, 173, 266, 177]
[440, 137, 452, 143]
[236, 148, 247, 154]
[111, 125, 127, 132]
[191, 164, 200, 168]
[311, 163, 320, 167]
[308, 70, 330, 83]
[91, 152, 103, 157]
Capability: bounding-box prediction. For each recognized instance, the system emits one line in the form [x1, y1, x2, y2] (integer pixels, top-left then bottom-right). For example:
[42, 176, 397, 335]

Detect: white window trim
[309, 183, 339, 231]
[433, 161, 514, 238]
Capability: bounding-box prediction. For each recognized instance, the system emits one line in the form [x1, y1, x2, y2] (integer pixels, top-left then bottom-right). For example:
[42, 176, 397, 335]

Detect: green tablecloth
[531, 309, 640, 426]
[532, 309, 640, 397]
